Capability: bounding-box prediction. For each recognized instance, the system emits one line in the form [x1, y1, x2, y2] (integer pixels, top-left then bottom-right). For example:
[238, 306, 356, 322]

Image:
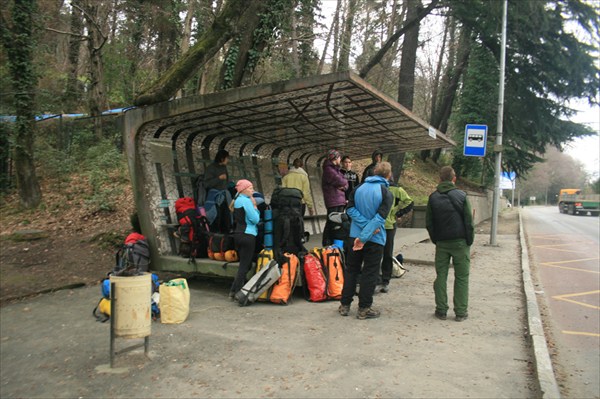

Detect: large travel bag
[269, 253, 300, 305]
[235, 259, 281, 306]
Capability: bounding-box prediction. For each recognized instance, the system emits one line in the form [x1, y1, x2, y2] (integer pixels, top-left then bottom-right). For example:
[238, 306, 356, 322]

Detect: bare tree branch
[359, 0, 440, 79]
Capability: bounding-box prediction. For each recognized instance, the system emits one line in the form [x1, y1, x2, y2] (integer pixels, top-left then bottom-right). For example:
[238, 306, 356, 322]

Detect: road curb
[519, 209, 561, 398]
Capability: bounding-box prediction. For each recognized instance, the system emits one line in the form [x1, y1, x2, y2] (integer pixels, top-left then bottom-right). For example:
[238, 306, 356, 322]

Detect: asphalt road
[522, 206, 599, 398]
[0, 222, 538, 398]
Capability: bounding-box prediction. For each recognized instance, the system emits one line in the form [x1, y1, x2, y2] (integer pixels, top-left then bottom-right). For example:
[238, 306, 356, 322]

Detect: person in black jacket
[361, 149, 383, 183]
[204, 149, 230, 191]
[425, 166, 475, 322]
[340, 155, 358, 203]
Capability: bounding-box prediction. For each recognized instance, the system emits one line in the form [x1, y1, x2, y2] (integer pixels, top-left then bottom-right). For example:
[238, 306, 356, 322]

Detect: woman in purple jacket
[321, 149, 348, 246]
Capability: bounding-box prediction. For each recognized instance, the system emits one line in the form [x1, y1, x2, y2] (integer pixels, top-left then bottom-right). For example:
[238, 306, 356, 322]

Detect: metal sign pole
[490, 0, 508, 246]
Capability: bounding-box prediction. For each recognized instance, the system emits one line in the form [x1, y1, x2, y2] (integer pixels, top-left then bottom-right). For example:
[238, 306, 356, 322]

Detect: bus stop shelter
[121, 71, 455, 275]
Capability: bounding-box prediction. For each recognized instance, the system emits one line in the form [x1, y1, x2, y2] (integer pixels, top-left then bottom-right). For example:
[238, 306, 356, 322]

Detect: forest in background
[1, 0, 599, 211]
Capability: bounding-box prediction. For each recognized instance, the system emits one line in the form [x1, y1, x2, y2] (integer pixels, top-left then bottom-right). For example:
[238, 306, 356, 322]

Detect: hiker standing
[339, 162, 393, 319]
[425, 166, 474, 322]
[379, 181, 413, 293]
[282, 158, 315, 216]
[321, 149, 348, 246]
[360, 149, 383, 183]
[229, 179, 260, 300]
[205, 149, 230, 191]
[340, 155, 358, 203]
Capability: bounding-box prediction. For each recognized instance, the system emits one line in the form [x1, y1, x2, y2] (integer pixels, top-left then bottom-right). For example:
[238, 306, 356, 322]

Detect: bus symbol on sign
[464, 124, 488, 157]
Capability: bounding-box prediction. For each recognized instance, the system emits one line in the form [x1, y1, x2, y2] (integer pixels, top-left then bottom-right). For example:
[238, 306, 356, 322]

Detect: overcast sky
[565, 102, 599, 181]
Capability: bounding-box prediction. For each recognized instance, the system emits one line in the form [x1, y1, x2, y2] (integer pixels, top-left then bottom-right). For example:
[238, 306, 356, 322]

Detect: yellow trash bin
[110, 273, 151, 338]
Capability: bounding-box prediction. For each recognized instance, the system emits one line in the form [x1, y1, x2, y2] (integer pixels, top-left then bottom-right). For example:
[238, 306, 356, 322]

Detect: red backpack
[175, 197, 209, 259]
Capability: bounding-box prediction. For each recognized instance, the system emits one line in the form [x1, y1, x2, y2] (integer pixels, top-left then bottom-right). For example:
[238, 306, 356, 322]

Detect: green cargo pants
[433, 239, 470, 316]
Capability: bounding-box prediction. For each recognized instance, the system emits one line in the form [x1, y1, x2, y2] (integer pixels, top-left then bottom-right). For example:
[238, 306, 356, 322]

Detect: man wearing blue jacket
[339, 162, 393, 319]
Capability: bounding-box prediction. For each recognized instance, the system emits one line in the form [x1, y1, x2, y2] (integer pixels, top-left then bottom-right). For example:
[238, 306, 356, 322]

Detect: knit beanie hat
[327, 149, 341, 161]
[235, 179, 253, 193]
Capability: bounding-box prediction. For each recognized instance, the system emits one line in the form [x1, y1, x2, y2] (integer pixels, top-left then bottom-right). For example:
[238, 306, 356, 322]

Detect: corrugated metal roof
[133, 71, 454, 163]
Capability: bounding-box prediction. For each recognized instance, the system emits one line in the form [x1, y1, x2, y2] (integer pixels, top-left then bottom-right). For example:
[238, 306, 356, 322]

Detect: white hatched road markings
[532, 235, 599, 337]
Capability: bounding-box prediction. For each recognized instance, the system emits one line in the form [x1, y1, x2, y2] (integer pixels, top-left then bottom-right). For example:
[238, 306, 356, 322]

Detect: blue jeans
[341, 241, 384, 309]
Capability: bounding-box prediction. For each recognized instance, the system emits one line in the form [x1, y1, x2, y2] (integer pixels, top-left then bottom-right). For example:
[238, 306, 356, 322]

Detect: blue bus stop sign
[464, 124, 488, 157]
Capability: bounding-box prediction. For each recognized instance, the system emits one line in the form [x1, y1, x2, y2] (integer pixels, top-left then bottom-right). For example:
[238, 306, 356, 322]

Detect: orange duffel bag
[314, 247, 345, 300]
[269, 253, 300, 305]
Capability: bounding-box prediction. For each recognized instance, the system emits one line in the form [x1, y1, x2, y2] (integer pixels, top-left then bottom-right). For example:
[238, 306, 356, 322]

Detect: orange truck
[558, 189, 600, 216]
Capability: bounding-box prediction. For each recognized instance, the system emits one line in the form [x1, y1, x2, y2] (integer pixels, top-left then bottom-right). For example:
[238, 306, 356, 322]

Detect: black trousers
[340, 241, 384, 309]
[380, 228, 396, 284]
[231, 233, 256, 293]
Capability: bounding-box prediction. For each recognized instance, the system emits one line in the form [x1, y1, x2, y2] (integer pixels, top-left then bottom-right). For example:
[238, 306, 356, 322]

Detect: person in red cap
[229, 179, 260, 300]
[321, 149, 348, 246]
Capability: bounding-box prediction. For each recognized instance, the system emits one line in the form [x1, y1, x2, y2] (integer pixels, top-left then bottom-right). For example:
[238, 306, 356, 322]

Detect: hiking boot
[357, 307, 380, 320]
[455, 313, 469, 322]
[338, 304, 350, 316]
[434, 311, 447, 320]
[379, 283, 389, 293]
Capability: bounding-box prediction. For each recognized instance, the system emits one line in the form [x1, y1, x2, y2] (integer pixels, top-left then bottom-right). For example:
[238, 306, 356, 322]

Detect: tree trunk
[317, 0, 341, 74]
[397, 0, 421, 110]
[124, 0, 145, 104]
[330, 0, 343, 72]
[82, 1, 108, 138]
[430, 16, 449, 121]
[290, 11, 301, 77]
[390, 0, 422, 183]
[63, 0, 84, 115]
[359, 0, 439, 79]
[134, 0, 264, 106]
[214, 0, 268, 91]
[0, 0, 42, 208]
[297, 0, 317, 77]
[155, 2, 180, 75]
[431, 27, 471, 163]
[337, 0, 358, 71]
[177, 0, 197, 98]
[375, 0, 401, 89]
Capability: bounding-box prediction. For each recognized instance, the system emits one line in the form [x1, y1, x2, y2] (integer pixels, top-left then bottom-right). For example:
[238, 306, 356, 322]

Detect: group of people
[339, 161, 474, 322]
[208, 148, 474, 322]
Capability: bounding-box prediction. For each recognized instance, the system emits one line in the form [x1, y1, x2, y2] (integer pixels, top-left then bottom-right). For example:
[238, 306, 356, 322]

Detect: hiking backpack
[175, 197, 210, 259]
[193, 174, 207, 207]
[114, 232, 151, 276]
[270, 187, 306, 255]
[207, 232, 236, 261]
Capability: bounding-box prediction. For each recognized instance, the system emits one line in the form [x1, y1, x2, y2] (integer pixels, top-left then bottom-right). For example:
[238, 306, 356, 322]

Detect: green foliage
[450, 42, 497, 185]
[590, 178, 600, 194]
[450, 0, 599, 179]
[82, 140, 126, 213]
[222, 39, 241, 90]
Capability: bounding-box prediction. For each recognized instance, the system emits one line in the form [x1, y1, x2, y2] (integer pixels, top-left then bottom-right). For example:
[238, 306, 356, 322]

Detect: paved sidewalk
[0, 213, 547, 398]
